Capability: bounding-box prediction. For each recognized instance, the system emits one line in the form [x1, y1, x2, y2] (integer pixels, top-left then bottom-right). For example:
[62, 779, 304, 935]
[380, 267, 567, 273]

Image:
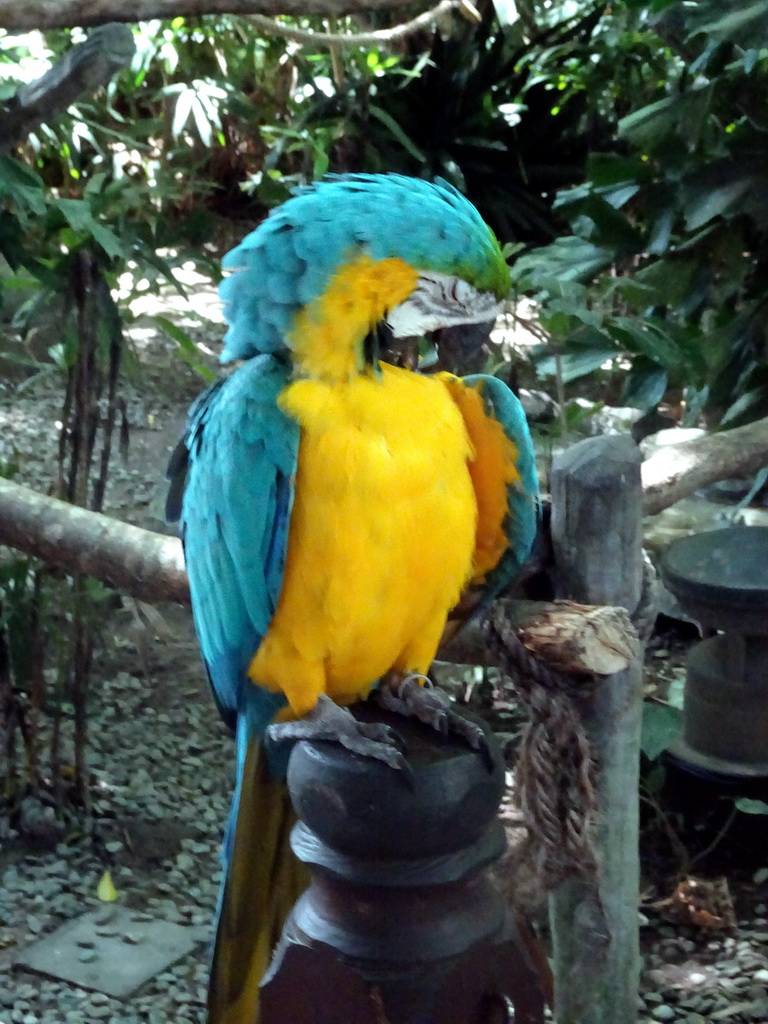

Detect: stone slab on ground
[14, 905, 206, 997]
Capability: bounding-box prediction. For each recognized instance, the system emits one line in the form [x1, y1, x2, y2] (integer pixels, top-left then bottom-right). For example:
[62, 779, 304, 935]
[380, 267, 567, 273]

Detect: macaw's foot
[266, 695, 410, 774]
[375, 674, 493, 769]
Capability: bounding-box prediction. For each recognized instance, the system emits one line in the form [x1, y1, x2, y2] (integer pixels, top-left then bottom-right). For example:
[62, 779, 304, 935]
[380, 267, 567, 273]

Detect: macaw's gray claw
[267, 695, 412, 779]
[375, 676, 494, 771]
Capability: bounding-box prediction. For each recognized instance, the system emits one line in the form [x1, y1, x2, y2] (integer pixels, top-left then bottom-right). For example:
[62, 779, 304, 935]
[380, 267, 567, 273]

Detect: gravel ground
[3, 300, 768, 1023]
[1, 294, 227, 1023]
[1, 654, 230, 1024]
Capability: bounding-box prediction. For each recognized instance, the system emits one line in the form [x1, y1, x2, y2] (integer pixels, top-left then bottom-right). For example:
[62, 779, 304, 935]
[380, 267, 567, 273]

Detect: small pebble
[651, 1006, 676, 1021]
[84, 1005, 111, 1020]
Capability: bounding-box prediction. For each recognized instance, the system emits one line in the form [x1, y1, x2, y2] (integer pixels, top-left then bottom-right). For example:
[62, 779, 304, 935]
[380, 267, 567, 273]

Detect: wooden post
[548, 435, 644, 1024]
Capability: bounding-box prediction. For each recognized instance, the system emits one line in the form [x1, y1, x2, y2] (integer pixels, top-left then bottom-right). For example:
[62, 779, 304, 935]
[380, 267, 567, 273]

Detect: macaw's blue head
[219, 174, 510, 380]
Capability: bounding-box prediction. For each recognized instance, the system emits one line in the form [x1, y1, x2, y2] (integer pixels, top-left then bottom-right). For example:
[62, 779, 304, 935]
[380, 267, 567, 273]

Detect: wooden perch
[642, 414, 768, 515]
[0, 476, 189, 605]
[0, 0, 417, 32]
[513, 600, 637, 675]
[440, 599, 638, 676]
[549, 434, 644, 1024]
[0, 412, 767, 617]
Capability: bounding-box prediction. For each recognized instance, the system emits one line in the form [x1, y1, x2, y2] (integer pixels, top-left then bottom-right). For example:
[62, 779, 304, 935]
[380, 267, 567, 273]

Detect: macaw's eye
[450, 279, 474, 304]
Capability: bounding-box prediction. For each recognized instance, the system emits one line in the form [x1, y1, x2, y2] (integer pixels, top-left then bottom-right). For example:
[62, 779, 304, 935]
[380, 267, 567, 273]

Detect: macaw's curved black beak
[432, 318, 496, 374]
[374, 318, 497, 375]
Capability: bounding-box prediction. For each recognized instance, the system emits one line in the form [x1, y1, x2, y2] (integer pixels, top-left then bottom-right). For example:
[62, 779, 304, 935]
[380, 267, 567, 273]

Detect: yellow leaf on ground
[97, 870, 119, 903]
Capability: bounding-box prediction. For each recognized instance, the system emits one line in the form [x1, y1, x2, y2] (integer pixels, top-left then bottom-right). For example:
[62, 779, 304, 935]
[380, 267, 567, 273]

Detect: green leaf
[618, 96, 679, 147]
[0, 155, 45, 192]
[539, 310, 574, 339]
[515, 236, 615, 287]
[720, 386, 768, 428]
[153, 316, 216, 382]
[587, 153, 650, 188]
[684, 177, 754, 231]
[695, 3, 768, 44]
[610, 317, 682, 373]
[533, 330, 618, 383]
[172, 87, 195, 139]
[622, 359, 668, 410]
[190, 95, 213, 148]
[0, 156, 47, 217]
[635, 258, 699, 308]
[367, 105, 426, 163]
[619, 88, 713, 151]
[735, 798, 768, 816]
[571, 194, 642, 251]
[53, 200, 126, 261]
[641, 701, 682, 762]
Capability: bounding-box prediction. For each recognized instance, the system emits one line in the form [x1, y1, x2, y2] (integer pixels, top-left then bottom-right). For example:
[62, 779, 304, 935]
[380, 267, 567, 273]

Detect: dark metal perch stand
[661, 525, 768, 777]
[261, 703, 550, 1024]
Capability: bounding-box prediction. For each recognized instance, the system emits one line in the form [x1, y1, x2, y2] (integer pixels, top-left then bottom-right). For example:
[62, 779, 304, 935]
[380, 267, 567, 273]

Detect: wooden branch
[249, 0, 472, 46]
[0, 0, 420, 32]
[642, 414, 768, 516]
[549, 434, 644, 1024]
[0, 24, 134, 151]
[0, 405, 765, 617]
[0, 471, 638, 689]
[440, 599, 638, 676]
[0, 476, 189, 606]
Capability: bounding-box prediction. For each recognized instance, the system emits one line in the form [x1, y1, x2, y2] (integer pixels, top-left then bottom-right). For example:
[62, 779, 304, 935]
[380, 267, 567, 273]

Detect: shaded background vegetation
[5, 0, 768, 425]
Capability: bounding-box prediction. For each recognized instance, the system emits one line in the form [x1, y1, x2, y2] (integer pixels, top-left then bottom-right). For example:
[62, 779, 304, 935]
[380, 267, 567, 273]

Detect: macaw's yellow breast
[249, 365, 478, 716]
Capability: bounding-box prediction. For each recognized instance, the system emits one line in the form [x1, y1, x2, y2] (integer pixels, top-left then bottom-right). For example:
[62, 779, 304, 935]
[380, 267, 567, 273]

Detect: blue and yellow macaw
[167, 174, 539, 1024]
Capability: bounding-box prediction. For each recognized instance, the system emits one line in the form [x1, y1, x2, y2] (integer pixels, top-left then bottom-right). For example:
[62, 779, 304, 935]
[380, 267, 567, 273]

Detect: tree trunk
[0, 0, 417, 32]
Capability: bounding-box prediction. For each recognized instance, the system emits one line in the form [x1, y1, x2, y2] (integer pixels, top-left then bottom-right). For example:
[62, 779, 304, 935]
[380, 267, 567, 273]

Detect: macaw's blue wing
[166, 354, 304, 1024]
[463, 372, 540, 602]
[167, 353, 298, 738]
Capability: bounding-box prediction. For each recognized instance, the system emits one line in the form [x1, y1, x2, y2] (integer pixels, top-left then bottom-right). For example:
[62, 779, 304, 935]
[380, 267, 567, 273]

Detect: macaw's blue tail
[208, 738, 309, 1024]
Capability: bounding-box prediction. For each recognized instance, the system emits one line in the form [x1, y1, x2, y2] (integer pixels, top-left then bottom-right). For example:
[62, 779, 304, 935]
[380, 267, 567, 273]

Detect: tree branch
[0, 0, 425, 33]
[0, 24, 135, 151]
[249, 0, 477, 47]
[0, 476, 189, 605]
[642, 415, 768, 516]
[0, 416, 767, 611]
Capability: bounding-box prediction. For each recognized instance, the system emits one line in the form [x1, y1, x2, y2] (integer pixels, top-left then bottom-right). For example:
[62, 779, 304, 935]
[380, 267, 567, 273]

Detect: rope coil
[486, 610, 599, 891]
[486, 553, 657, 892]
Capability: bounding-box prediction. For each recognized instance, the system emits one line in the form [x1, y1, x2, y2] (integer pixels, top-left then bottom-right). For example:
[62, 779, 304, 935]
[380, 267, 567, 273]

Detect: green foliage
[270, 3, 614, 243]
[735, 798, 768, 816]
[515, 0, 768, 425]
[641, 699, 682, 762]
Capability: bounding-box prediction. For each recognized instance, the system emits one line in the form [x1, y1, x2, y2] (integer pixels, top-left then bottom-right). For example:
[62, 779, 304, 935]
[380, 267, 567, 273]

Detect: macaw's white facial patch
[386, 271, 504, 339]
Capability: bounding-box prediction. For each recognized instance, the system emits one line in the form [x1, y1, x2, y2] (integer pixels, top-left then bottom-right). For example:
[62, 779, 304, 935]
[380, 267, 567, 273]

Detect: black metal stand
[662, 525, 768, 777]
[261, 701, 550, 1024]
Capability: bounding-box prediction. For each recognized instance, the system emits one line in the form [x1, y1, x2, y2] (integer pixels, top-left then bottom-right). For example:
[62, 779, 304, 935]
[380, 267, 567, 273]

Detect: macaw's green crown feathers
[219, 173, 510, 363]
